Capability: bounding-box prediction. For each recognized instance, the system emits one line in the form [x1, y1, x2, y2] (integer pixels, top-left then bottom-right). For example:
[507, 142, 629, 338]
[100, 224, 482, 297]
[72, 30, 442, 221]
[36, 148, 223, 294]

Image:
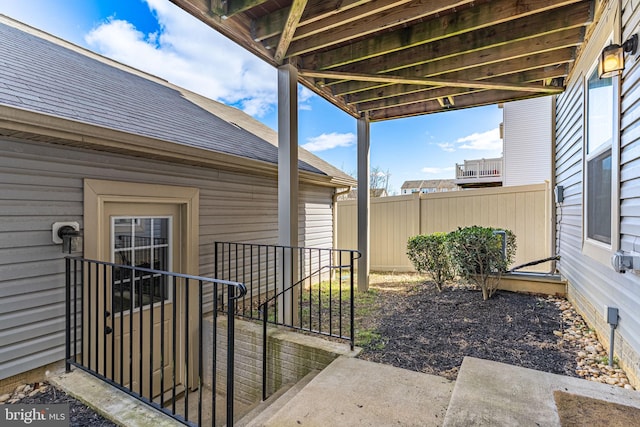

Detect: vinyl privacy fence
[336, 183, 552, 273]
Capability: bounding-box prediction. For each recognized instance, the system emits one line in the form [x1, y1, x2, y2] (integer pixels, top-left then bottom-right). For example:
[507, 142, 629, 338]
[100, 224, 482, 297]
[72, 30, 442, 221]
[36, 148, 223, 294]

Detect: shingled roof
[0, 16, 354, 187]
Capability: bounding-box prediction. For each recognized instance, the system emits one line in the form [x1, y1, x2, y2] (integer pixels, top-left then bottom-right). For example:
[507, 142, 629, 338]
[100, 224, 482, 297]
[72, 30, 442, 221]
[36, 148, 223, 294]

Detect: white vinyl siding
[503, 96, 553, 187]
[0, 137, 336, 380]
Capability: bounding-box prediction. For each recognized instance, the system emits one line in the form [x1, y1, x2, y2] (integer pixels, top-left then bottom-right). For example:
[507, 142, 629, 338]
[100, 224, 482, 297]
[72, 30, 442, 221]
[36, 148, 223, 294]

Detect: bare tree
[343, 165, 391, 198]
[370, 166, 391, 197]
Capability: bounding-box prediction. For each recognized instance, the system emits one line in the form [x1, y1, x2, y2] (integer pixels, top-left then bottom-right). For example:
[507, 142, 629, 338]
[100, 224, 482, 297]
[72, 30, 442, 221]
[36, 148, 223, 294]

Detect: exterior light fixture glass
[599, 34, 638, 78]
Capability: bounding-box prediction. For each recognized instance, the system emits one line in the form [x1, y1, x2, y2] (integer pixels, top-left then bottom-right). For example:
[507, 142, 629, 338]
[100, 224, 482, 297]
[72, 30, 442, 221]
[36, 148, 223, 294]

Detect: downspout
[332, 186, 352, 279]
[332, 186, 352, 249]
[333, 186, 353, 203]
[550, 95, 558, 274]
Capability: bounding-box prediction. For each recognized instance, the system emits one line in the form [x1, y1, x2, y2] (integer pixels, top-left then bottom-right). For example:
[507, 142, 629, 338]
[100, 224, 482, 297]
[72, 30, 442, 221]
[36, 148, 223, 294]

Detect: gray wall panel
[553, 0, 640, 382]
[0, 137, 335, 380]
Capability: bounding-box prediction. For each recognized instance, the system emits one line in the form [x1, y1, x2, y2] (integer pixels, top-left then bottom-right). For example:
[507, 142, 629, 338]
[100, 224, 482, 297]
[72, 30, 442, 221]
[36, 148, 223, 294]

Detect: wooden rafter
[347, 50, 574, 105]
[273, 0, 308, 63]
[210, 0, 270, 18]
[253, 0, 370, 41]
[299, 70, 563, 94]
[267, 0, 473, 55]
[327, 28, 585, 96]
[255, 0, 413, 42]
[326, 3, 591, 76]
[170, 0, 596, 120]
[302, 0, 589, 70]
[354, 68, 568, 112]
[369, 90, 539, 121]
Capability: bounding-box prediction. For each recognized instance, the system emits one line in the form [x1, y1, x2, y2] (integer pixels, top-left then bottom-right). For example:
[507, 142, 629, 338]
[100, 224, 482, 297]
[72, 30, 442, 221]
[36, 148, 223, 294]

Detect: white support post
[357, 115, 370, 292]
[278, 63, 299, 324]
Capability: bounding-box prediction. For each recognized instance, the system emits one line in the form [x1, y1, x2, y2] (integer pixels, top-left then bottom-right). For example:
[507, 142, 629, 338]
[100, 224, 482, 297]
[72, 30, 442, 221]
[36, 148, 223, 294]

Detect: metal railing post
[227, 285, 236, 426]
[350, 251, 355, 351]
[65, 257, 71, 372]
[262, 303, 268, 401]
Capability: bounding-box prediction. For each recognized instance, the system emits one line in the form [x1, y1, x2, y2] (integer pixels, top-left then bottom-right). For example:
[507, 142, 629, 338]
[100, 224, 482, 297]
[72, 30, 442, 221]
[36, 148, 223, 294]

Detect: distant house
[502, 97, 553, 187]
[454, 157, 503, 188]
[0, 16, 354, 389]
[401, 179, 459, 194]
[337, 187, 388, 200]
[454, 97, 553, 189]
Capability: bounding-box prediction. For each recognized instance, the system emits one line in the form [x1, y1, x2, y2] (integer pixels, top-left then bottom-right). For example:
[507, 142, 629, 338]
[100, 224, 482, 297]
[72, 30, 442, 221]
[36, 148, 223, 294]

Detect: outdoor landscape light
[599, 34, 638, 78]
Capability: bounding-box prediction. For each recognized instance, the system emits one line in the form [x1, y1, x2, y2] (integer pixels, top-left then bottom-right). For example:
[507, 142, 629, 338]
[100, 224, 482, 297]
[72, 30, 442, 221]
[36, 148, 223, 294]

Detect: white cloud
[421, 166, 454, 174]
[301, 132, 356, 152]
[298, 86, 314, 111]
[84, 0, 284, 117]
[457, 127, 502, 151]
[438, 142, 455, 152]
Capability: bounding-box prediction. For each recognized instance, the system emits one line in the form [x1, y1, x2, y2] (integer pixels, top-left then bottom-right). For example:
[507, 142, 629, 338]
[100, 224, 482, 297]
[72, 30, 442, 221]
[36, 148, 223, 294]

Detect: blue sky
[0, 0, 503, 193]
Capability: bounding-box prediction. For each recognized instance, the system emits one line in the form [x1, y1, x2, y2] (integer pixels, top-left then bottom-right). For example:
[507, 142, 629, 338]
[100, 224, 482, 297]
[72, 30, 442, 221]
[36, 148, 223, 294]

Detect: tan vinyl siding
[553, 0, 640, 386]
[299, 184, 334, 250]
[0, 137, 335, 381]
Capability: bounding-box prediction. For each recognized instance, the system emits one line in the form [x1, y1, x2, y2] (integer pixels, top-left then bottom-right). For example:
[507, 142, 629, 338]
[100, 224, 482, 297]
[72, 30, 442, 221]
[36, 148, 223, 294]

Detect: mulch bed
[356, 277, 580, 381]
[9, 276, 581, 425]
[13, 386, 116, 426]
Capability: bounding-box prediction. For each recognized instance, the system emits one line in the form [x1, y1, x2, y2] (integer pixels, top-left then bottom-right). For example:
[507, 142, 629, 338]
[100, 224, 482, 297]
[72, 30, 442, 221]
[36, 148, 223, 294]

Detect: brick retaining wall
[203, 316, 358, 404]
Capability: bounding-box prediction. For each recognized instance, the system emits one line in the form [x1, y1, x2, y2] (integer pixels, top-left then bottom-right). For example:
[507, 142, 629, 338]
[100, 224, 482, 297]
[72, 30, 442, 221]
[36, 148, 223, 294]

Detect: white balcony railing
[455, 157, 503, 180]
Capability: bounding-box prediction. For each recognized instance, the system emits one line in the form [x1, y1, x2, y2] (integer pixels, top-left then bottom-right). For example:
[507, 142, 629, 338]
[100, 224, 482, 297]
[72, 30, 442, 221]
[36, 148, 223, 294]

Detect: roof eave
[0, 105, 347, 187]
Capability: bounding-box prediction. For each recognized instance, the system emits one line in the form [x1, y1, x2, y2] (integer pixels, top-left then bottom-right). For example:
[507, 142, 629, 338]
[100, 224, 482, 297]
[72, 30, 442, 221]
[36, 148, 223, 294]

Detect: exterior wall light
[599, 34, 638, 78]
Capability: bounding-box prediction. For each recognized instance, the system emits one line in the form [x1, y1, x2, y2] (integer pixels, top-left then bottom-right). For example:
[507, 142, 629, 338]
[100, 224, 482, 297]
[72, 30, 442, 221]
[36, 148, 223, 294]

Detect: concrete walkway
[50, 356, 640, 426]
[443, 357, 640, 426]
[248, 356, 455, 427]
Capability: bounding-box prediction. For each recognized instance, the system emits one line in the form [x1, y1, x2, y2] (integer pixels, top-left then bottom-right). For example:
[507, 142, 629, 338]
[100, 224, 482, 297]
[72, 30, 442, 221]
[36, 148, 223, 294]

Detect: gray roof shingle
[0, 20, 328, 175]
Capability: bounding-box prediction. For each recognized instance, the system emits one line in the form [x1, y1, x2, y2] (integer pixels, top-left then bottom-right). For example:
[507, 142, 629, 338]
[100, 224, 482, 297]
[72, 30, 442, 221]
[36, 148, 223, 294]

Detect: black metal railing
[214, 242, 360, 399]
[214, 242, 360, 345]
[65, 257, 246, 426]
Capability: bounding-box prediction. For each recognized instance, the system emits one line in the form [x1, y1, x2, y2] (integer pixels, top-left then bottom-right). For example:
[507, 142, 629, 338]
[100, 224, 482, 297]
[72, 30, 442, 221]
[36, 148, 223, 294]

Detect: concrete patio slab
[254, 356, 454, 427]
[443, 356, 640, 426]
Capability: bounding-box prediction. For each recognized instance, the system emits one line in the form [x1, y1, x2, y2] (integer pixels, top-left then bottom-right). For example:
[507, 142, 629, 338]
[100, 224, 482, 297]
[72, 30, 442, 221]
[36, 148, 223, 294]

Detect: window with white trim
[585, 66, 614, 245]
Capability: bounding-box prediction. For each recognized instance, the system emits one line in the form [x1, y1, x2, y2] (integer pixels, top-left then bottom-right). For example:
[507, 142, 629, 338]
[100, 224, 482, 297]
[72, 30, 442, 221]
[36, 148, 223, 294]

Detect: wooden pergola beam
[329, 3, 591, 76]
[368, 90, 539, 121]
[347, 51, 573, 105]
[354, 68, 567, 112]
[210, 0, 270, 17]
[173, 0, 595, 120]
[301, 0, 589, 69]
[269, 0, 471, 55]
[327, 28, 585, 96]
[300, 70, 563, 93]
[273, 0, 308, 63]
[252, 0, 369, 41]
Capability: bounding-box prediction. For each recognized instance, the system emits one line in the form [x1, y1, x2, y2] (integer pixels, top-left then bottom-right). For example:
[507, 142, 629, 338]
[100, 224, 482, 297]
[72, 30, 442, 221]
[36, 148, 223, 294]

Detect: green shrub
[447, 226, 516, 300]
[407, 232, 454, 291]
